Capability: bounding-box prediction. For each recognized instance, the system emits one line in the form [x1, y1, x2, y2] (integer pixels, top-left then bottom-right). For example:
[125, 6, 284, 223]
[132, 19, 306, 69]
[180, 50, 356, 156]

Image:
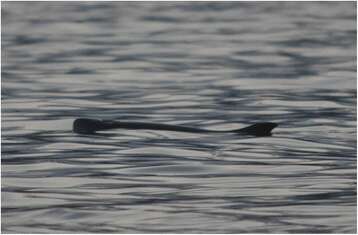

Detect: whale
[73, 118, 278, 137]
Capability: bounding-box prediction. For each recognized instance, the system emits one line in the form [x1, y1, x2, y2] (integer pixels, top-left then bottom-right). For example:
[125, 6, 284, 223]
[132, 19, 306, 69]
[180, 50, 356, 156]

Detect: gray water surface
[2, 2, 357, 233]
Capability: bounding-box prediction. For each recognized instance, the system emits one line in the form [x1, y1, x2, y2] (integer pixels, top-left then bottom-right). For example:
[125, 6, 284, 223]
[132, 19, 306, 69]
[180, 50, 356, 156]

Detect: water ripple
[2, 1, 356, 233]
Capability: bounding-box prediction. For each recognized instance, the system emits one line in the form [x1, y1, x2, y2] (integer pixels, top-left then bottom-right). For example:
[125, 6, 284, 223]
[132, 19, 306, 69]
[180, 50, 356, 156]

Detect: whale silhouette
[73, 118, 278, 137]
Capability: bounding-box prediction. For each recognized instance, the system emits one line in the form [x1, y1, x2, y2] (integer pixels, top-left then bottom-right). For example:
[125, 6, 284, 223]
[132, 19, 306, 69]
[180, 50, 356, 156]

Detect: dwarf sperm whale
[73, 118, 278, 137]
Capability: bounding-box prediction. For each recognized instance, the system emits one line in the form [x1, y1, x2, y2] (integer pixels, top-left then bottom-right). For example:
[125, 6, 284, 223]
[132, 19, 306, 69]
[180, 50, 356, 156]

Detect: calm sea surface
[2, 2, 357, 233]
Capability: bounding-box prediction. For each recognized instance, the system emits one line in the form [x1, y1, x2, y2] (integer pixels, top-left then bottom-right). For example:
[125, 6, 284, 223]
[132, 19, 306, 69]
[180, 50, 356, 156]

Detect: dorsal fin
[236, 122, 278, 136]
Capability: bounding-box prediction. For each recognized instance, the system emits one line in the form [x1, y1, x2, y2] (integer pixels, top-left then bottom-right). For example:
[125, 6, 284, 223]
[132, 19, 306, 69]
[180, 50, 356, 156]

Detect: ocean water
[1, 2, 356, 233]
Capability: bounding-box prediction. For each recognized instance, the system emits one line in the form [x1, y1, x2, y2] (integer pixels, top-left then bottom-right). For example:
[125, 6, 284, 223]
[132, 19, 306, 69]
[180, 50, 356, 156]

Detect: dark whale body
[73, 118, 278, 137]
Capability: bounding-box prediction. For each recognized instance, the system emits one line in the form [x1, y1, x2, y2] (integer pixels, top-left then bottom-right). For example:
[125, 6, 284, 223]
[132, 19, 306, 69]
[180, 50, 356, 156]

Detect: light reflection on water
[2, 2, 357, 233]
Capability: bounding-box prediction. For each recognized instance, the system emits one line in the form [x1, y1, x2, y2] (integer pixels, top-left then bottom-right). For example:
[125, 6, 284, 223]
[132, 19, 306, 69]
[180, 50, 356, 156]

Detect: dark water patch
[141, 15, 186, 23]
[11, 35, 48, 45]
[66, 67, 96, 75]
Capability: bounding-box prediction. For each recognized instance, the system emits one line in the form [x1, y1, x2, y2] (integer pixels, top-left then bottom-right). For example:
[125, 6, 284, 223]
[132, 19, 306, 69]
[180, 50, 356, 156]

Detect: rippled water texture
[2, 2, 357, 233]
